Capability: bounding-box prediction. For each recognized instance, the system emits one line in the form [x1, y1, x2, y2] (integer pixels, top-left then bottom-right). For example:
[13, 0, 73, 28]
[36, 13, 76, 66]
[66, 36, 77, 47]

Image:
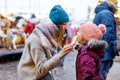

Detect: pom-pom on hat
[79, 22, 106, 41]
[49, 5, 69, 25]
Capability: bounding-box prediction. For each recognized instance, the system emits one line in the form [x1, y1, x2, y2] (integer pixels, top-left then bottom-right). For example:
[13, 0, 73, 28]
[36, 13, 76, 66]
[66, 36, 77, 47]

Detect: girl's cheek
[78, 35, 84, 43]
[77, 35, 82, 42]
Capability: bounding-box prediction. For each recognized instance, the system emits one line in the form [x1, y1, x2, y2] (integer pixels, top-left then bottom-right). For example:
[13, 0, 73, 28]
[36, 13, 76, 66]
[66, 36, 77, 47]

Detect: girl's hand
[58, 44, 73, 59]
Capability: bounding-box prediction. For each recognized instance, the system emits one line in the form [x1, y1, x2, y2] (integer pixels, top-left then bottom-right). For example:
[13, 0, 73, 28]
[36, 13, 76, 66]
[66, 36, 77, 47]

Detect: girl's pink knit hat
[79, 22, 106, 41]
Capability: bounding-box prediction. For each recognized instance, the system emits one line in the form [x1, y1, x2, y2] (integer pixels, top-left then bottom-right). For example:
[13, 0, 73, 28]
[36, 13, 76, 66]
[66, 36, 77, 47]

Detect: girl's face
[77, 31, 85, 43]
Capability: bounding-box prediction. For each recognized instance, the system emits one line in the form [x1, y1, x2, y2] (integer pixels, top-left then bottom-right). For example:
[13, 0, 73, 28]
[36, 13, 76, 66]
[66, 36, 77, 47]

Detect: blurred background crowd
[0, 0, 120, 51]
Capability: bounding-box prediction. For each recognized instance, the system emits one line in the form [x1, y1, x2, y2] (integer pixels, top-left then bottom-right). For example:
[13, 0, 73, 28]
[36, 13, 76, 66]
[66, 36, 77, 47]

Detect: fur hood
[81, 39, 108, 58]
[88, 39, 108, 50]
[94, 1, 117, 14]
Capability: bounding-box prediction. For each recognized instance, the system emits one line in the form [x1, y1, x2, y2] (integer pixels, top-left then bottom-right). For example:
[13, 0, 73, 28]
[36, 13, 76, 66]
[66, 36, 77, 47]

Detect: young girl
[74, 22, 108, 80]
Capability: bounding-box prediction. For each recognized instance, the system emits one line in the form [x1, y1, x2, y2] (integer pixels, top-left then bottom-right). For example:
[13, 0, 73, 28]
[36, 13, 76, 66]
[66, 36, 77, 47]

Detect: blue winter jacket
[93, 2, 117, 61]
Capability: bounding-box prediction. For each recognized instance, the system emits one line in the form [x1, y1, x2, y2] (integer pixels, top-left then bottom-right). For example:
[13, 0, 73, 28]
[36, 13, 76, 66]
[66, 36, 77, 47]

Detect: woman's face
[56, 22, 68, 48]
[77, 31, 85, 43]
[61, 22, 68, 34]
[58, 22, 68, 33]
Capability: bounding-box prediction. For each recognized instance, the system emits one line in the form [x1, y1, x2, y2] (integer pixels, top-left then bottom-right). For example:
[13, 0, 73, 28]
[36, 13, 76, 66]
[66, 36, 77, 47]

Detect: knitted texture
[49, 5, 69, 25]
[79, 22, 106, 41]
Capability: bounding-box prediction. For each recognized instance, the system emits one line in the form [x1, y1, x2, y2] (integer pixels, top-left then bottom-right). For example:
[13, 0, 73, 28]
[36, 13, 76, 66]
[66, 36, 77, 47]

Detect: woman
[17, 5, 73, 80]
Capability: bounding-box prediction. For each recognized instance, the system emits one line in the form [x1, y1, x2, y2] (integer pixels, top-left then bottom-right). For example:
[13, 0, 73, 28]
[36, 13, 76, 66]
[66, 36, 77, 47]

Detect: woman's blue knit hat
[49, 5, 69, 25]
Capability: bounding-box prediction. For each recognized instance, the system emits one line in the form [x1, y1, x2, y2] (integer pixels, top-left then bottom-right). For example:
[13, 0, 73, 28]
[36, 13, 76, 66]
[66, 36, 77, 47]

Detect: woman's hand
[58, 44, 73, 59]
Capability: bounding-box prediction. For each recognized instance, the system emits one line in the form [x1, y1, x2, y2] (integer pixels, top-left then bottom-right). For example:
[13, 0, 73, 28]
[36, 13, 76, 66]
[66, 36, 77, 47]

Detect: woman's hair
[57, 25, 68, 48]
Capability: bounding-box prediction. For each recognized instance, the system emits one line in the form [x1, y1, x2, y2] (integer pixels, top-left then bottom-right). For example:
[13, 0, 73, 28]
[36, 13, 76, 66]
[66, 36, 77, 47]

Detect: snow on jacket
[93, 1, 117, 60]
[17, 20, 61, 80]
[76, 40, 108, 80]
